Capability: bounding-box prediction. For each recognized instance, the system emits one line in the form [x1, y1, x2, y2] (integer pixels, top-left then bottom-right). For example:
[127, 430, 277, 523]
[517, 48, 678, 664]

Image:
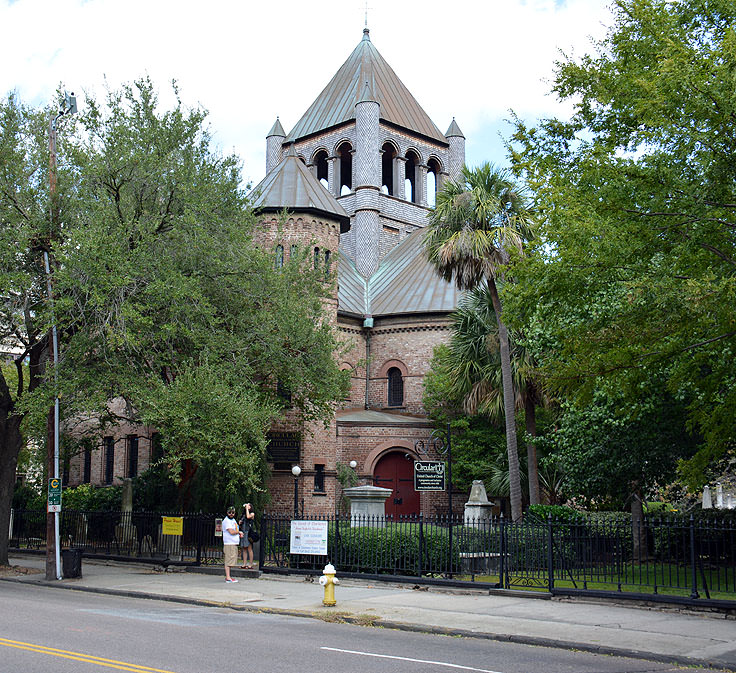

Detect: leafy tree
[507, 0, 736, 487]
[425, 163, 534, 520]
[0, 80, 349, 564]
[539, 382, 699, 557]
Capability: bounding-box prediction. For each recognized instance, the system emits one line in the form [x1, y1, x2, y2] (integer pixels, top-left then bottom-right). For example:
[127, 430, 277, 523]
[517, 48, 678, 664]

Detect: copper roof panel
[368, 229, 462, 316]
[286, 30, 447, 145]
[250, 147, 349, 225]
[337, 253, 367, 316]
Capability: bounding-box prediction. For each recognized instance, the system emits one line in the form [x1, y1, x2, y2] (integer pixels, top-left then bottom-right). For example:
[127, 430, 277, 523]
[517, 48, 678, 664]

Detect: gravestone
[115, 478, 137, 545]
[464, 480, 493, 525]
[343, 485, 392, 528]
[702, 485, 712, 509]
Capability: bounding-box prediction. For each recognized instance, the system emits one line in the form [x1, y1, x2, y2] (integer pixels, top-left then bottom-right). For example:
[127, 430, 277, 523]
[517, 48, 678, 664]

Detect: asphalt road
[0, 582, 728, 673]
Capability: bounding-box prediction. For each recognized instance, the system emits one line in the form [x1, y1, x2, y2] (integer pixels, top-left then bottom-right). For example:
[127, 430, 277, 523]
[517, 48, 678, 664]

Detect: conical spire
[267, 117, 286, 138]
[445, 117, 464, 138]
[285, 30, 446, 144]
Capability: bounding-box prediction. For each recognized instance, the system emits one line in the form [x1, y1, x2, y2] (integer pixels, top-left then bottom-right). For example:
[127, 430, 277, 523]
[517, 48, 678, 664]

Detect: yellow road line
[0, 637, 179, 673]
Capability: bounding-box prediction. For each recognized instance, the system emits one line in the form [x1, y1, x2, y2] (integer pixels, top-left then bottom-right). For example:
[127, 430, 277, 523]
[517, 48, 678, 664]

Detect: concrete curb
[2, 575, 734, 672]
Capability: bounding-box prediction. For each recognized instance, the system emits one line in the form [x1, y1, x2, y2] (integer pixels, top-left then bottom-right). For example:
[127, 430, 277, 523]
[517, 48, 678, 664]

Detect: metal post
[44, 92, 76, 581]
[446, 421, 453, 578]
[689, 515, 699, 599]
[547, 514, 554, 592]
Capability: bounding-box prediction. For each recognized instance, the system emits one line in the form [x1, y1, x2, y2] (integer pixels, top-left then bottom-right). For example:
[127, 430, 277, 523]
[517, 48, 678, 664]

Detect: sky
[1, 0, 613, 187]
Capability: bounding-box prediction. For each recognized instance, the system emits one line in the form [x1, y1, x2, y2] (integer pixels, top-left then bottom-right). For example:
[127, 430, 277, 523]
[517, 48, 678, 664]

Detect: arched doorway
[373, 451, 419, 518]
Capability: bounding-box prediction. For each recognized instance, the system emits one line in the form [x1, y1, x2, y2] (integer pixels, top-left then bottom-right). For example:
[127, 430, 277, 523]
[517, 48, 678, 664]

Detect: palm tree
[425, 163, 534, 521]
[447, 285, 547, 505]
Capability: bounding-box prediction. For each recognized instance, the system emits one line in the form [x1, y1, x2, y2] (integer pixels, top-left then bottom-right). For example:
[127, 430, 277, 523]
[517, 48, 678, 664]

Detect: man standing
[222, 506, 243, 583]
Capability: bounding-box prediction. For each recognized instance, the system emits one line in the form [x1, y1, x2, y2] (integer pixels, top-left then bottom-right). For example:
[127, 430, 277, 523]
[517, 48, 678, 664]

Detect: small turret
[266, 117, 286, 175]
[445, 118, 465, 182]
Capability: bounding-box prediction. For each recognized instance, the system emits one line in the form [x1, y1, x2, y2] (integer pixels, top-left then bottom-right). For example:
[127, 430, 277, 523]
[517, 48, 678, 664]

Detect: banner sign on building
[290, 520, 328, 555]
[266, 431, 301, 465]
[414, 461, 446, 491]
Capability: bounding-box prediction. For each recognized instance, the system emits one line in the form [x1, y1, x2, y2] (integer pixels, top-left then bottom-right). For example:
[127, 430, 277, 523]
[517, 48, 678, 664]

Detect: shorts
[240, 535, 251, 549]
[223, 544, 238, 567]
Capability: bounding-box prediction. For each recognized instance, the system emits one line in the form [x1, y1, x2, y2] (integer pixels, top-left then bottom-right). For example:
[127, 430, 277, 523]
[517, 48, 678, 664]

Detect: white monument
[343, 485, 393, 528]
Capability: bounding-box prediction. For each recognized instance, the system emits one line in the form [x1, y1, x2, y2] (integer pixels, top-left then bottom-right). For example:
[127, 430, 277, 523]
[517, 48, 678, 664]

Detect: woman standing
[239, 503, 255, 569]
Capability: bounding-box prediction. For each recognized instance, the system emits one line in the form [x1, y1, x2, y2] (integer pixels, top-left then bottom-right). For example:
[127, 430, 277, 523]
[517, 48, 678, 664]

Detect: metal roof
[250, 145, 350, 227]
[267, 117, 286, 138]
[445, 118, 465, 138]
[286, 28, 448, 145]
[337, 228, 462, 317]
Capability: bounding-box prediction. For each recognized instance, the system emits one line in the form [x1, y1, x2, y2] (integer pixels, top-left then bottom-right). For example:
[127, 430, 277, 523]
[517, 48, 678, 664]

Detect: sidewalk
[4, 554, 736, 671]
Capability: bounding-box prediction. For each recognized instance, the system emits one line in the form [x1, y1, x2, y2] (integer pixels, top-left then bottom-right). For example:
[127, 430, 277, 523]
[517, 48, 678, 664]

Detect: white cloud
[1, 0, 612, 184]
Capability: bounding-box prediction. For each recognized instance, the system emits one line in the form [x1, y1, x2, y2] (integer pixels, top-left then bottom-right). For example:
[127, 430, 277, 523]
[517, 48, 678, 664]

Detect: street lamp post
[291, 465, 301, 518]
[45, 91, 77, 581]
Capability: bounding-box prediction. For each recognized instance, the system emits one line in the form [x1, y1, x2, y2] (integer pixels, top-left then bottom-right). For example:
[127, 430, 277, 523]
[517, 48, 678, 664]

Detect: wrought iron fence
[10, 509, 736, 603]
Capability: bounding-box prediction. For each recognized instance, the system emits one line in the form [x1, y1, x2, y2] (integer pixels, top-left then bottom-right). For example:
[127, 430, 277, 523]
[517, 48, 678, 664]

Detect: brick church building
[252, 28, 464, 517]
[67, 28, 465, 517]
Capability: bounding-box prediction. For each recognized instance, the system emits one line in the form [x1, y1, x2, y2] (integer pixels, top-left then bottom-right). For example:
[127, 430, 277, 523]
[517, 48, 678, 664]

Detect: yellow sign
[161, 516, 183, 536]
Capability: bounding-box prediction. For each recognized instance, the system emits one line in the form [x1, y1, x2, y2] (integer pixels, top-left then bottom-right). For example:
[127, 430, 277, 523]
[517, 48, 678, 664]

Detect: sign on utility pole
[47, 478, 62, 513]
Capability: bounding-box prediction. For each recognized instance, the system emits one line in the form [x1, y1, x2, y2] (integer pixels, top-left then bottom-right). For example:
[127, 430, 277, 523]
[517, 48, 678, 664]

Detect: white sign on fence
[290, 520, 328, 555]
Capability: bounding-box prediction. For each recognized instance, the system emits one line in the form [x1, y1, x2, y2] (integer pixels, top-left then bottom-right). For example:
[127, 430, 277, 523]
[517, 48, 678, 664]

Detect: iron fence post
[500, 514, 507, 589]
[689, 514, 699, 599]
[196, 516, 202, 566]
[547, 515, 554, 592]
[418, 513, 424, 577]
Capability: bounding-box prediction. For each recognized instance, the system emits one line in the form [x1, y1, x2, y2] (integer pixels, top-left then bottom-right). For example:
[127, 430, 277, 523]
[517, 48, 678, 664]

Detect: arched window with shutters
[387, 367, 404, 407]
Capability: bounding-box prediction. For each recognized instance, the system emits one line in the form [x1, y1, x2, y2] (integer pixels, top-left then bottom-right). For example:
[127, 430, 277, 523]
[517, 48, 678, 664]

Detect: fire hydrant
[319, 563, 339, 606]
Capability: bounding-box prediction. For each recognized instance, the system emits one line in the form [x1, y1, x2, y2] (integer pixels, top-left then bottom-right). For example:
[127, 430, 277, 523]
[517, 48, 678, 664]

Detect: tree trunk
[524, 393, 540, 506]
[487, 279, 523, 521]
[0, 379, 24, 566]
[631, 488, 647, 563]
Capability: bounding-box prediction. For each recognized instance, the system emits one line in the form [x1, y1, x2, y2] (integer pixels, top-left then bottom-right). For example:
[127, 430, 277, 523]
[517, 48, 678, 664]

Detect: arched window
[275, 244, 284, 269]
[387, 367, 404, 407]
[314, 246, 320, 269]
[324, 249, 331, 279]
[290, 244, 298, 261]
[314, 150, 329, 189]
[405, 150, 419, 204]
[381, 142, 396, 195]
[337, 141, 353, 195]
[427, 157, 441, 208]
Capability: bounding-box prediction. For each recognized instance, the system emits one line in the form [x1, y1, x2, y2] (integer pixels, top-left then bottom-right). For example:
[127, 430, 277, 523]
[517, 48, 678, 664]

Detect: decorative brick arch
[310, 147, 330, 164]
[427, 154, 444, 173]
[376, 359, 408, 378]
[403, 146, 424, 164]
[363, 439, 419, 474]
[333, 138, 354, 155]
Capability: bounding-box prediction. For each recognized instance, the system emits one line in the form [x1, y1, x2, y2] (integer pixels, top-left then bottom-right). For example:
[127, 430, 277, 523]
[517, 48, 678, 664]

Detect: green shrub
[327, 521, 460, 576]
[12, 483, 44, 511]
[527, 504, 584, 523]
[62, 484, 121, 511]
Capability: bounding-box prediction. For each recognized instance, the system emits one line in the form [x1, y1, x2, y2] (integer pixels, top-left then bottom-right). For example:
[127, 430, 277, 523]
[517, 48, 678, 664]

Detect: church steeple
[285, 30, 447, 145]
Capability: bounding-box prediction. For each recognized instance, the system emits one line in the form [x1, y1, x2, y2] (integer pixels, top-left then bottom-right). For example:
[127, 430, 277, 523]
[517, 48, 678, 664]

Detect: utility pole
[45, 91, 76, 581]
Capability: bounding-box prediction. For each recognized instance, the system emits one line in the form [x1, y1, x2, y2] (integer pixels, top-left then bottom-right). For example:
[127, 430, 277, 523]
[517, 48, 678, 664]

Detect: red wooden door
[373, 452, 420, 518]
